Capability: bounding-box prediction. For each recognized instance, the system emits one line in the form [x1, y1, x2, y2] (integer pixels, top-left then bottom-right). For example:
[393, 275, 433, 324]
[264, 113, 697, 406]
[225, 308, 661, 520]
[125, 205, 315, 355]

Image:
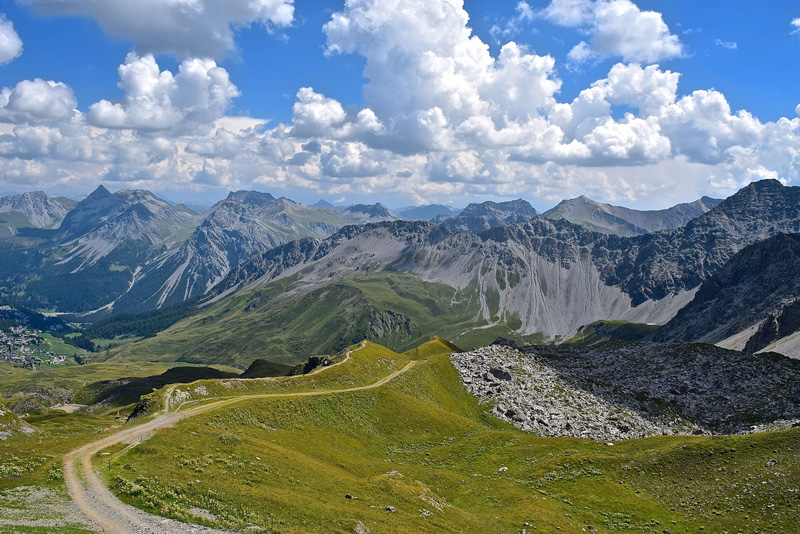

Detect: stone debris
[451, 342, 800, 440]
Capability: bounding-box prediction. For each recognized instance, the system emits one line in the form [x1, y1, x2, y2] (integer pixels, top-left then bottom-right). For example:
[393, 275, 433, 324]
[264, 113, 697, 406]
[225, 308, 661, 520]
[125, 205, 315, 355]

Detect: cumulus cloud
[543, 0, 594, 26]
[321, 142, 386, 178]
[792, 18, 800, 34]
[0, 14, 22, 64]
[0, 0, 797, 209]
[0, 79, 77, 124]
[545, 0, 683, 64]
[88, 53, 240, 134]
[21, 0, 294, 59]
[319, 0, 571, 158]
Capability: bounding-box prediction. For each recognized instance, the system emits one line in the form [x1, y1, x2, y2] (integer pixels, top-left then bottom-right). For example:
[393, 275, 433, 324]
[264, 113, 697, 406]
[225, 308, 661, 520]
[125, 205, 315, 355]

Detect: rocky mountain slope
[57, 186, 199, 268]
[452, 342, 800, 440]
[543, 195, 721, 236]
[653, 233, 800, 355]
[109, 193, 402, 313]
[206, 180, 800, 342]
[434, 199, 537, 233]
[0, 191, 75, 230]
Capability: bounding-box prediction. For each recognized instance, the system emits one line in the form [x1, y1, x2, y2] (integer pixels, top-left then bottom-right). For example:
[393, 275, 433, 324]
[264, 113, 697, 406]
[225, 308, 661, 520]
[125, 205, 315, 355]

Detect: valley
[2, 2, 797, 532]
[2, 180, 800, 533]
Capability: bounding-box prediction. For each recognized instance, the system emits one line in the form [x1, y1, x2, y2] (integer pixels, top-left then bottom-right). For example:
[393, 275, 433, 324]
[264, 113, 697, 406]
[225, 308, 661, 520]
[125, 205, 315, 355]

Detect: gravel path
[64, 349, 417, 534]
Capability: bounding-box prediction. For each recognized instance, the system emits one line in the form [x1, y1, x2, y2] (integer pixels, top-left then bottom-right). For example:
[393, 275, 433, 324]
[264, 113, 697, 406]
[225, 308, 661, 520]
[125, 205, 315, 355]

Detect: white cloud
[0, 79, 77, 124]
[490, 1, 536, 42]
[547, 0, 683, 65]
[713, 39, 737, 50]
[543, 0, 594, 27]
[567, 41, 599, 64]
[21, 0, 294, 59]
[88, 54, 240, 134]
[792, 17, 800, 34]
[291, 87, 347, 138]
[592, 0, 682, 63]
[595, 63, 680, 116]
[584, 115, 671, 161]
[319, 0, 570, 158]
[0, 0, 797, 209]
[321, 142, 386, 178]
[185, 128, 244, 159]
[0, 14, 22, 64]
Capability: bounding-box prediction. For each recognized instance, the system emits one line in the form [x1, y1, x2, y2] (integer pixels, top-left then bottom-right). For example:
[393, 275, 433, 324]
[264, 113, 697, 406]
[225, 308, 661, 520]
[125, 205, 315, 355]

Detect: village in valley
[0, 306, 69, 371]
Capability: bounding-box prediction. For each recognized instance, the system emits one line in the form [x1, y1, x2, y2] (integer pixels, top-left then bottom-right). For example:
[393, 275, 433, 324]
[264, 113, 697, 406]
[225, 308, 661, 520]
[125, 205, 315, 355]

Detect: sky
[0, 0, 797, 210]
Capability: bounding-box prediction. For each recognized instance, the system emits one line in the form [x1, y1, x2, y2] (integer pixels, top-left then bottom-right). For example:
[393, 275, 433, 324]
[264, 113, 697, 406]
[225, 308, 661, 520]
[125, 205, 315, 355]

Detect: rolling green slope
[105, 273, 538, 368]
[562, 320, 660, 346]
[101, 340, 800, 533]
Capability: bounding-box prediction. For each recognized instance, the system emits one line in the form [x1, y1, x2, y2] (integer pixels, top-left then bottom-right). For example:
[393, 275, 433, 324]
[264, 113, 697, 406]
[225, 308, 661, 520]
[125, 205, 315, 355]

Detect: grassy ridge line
[64, 342, 435, 534]
[136, 339, 432, 419]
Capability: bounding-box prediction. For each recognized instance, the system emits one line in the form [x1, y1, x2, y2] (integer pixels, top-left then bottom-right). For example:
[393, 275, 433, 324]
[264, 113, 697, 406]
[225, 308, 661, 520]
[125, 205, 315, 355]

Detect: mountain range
[2, 179, 799, 360]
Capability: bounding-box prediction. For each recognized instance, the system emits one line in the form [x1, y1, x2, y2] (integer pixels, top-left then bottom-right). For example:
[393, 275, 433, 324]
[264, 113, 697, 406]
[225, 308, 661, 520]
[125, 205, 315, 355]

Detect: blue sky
[0, 0, 797, 210]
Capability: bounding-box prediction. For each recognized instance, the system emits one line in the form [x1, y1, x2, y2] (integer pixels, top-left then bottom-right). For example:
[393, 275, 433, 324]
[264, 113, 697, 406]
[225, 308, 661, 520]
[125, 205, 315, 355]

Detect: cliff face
[653, 233, 800, 355]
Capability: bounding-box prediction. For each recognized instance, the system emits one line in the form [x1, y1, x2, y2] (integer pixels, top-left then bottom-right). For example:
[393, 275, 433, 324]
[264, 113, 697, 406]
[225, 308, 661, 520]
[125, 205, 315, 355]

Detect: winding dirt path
[63, 354, 418, 534]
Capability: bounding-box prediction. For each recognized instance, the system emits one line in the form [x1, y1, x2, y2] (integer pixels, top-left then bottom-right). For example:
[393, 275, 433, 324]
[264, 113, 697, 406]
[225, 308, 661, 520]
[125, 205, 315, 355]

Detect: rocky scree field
[452, 341, 800, 441]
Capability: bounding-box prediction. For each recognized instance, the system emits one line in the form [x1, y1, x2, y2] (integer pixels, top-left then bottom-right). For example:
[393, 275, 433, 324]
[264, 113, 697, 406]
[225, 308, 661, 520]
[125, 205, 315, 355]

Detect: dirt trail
[64, 352, 417, 534]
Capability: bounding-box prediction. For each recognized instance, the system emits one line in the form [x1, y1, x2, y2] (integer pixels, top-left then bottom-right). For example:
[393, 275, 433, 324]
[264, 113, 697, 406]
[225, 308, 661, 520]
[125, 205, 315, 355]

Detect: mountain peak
[311, 199, 338, 210]
[460, 199, 537, 218]
[226, 190, 277, 208]
[87, 184, 113, 199]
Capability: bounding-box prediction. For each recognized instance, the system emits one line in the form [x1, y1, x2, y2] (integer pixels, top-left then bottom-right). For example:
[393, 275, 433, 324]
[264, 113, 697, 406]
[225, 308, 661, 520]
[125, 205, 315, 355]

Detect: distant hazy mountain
[398, 204, 460, 220]
[543, 195, 722, 236]
[435, 199, 537, 233]
[0, 191, 75, 231]
[310, 199, 340, 210]
[653, 232, 800, 357]
[339, 203, 398, 223]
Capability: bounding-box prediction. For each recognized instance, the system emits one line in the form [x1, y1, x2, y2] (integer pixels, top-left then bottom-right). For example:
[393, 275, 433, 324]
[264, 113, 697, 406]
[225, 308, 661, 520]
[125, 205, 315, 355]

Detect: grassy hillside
[562, 320, 659, 346]
[99, 340, 800, 533]
[0, 361, 241, 417]
[105, 273, 540, 368]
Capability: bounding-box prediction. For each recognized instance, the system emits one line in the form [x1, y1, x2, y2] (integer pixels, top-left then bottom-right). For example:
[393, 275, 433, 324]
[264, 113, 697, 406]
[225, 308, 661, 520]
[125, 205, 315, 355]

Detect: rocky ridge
[451, 341, 800, 440]
[210, 180, 800, 340]
[654, 232, 800, 355]
[58, 186, 199, 266]
[0, 191, 74, 229]
[435, 199, 537, 233]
